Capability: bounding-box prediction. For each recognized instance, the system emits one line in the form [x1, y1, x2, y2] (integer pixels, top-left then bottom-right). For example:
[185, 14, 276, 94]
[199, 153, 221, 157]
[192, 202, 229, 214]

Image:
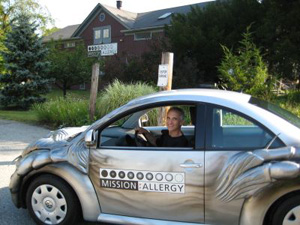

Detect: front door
[89, 104, 205, 223]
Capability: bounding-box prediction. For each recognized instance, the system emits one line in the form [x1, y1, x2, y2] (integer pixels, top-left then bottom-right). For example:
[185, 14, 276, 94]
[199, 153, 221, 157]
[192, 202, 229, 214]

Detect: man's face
[166, 110, 184, 133]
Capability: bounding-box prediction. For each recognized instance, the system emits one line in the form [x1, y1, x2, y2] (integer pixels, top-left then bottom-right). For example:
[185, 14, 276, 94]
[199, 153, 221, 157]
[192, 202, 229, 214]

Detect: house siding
[79, 9, 163, 57]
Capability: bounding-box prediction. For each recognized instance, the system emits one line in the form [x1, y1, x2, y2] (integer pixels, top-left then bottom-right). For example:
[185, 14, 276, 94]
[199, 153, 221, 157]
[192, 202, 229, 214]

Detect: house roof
[43, 24, 80, 42]
[72, 1, 213, 37]
[44, 1, 214, 41]
[131, 2, 212, 32]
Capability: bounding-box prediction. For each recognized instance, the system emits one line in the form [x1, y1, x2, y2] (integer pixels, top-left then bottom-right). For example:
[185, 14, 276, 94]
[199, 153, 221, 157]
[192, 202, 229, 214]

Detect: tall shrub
[0, 14, 52, 109]
[218, 28, 271, 98]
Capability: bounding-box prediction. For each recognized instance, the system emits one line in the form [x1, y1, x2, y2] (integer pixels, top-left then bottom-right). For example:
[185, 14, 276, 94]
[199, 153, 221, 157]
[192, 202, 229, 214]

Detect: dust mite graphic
[100, 169, 185, 194]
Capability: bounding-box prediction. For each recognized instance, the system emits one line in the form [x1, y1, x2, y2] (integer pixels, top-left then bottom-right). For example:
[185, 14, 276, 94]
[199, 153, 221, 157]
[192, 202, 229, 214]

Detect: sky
[38, 0, 212, 28]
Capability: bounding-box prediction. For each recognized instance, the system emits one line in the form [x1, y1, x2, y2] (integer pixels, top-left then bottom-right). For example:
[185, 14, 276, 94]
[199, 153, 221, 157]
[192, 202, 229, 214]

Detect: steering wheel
[134, 130, 148, 147]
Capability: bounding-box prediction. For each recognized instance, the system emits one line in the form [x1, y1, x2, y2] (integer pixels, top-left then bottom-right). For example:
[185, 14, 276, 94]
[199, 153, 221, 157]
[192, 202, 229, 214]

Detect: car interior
[99, 105, 196, 148]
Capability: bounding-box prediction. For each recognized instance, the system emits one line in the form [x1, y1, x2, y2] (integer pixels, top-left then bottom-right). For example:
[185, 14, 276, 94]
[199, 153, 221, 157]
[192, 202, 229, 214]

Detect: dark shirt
[156, 130, 188, 147]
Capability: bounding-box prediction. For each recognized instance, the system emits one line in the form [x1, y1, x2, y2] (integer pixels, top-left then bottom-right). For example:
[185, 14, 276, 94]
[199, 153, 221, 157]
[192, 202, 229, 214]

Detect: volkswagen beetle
[10, 89, 300, 225]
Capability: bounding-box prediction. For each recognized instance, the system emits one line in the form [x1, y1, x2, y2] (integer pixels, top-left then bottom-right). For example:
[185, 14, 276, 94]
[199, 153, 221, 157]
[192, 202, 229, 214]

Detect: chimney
[117, 1, 122, 10]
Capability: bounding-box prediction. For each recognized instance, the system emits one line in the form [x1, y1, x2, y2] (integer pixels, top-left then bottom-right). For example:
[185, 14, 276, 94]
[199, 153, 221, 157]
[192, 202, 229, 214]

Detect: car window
[211, 107, 284, 149]
[99, 105, 196, 149]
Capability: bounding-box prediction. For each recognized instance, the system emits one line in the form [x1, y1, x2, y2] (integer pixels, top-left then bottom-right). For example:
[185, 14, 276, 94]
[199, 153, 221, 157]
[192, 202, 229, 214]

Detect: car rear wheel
[271, 195, 300, 225]
[26, 174, 81, 225]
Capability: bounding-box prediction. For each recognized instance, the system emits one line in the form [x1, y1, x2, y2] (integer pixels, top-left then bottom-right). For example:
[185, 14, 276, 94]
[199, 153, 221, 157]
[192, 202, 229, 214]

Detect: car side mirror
[85, 129, 96, 147]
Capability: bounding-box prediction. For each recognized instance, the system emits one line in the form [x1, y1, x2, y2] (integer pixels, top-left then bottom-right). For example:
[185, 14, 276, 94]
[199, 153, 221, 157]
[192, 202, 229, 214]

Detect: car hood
[22, 126, 89, 157]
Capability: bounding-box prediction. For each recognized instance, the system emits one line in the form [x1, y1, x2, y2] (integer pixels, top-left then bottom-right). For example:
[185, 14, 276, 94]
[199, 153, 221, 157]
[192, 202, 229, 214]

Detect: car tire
[26, 174, 81, 225]
[271, 195, 300, 225]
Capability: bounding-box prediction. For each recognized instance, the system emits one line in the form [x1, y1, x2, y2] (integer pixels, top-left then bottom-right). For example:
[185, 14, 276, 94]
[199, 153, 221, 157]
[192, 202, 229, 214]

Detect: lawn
[0, 89, 90, 124]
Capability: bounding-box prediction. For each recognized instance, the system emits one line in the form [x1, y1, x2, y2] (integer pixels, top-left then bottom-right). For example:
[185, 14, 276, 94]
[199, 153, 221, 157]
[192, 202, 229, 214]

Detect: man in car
[136, 107, 189, 147]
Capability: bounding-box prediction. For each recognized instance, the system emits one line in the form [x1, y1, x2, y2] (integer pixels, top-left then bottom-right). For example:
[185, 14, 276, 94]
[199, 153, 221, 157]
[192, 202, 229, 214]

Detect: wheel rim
[283, 206, 300, 225]
[31, 184, 67, 224]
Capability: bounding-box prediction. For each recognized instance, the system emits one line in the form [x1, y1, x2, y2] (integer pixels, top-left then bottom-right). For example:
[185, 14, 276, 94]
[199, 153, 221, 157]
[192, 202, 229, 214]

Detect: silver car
[10, 89, 300, 225]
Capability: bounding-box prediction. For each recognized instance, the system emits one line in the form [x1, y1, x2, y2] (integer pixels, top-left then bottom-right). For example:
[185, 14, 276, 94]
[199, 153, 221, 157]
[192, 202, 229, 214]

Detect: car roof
[128, 89, 251, 106]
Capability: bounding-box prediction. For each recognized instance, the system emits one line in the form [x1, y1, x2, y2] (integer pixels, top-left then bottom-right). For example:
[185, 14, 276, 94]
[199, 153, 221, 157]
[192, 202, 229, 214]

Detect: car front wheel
[271, 195, 300, 225]
[26, 174, 81, 225]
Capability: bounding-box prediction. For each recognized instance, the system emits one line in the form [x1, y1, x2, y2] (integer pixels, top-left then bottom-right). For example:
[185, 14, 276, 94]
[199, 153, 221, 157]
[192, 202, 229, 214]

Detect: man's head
[166, 107, 184, 134]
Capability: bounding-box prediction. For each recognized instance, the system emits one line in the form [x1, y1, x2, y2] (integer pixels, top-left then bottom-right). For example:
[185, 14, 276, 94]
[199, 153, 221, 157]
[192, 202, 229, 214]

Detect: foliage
[0, 0, 53, 35]
[0, 14, 52, 109]
[0, 0, 53, 72]
[33, 80, 157, 127]
[272, 90, 300, 117]
[33, 96, 90, 127]
[165, 0, 264, 85]
[47, 41, 96, 96]
[257, 0, 300, 88]
[218, 28, 271, 98]
[96, 80, 157, 118]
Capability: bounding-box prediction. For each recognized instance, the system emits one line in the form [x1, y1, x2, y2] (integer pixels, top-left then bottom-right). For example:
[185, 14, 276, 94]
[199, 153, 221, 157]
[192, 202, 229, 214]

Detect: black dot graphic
[128, 172, 134, 179]
[110, 170, 116, 178]
[146, 173, 153, 180]
[137, 172, 144, 180]
[101, 170, 108, 177]
[118, 171, 125, 179]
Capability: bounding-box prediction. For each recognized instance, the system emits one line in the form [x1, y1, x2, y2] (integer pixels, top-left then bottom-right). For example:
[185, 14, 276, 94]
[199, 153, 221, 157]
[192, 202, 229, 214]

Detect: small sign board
[157, 64, 169, 87]
[87, 43, 118, 57]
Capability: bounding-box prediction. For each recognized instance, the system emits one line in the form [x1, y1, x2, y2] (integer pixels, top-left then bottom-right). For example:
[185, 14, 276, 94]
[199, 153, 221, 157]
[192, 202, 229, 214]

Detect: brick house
[43, 1, 212, 89]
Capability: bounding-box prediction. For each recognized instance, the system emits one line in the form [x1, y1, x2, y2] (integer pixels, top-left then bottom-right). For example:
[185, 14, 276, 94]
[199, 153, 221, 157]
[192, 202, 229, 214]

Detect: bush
[33, 96, 89, 128]
[33, 80, 157, 128]
[96, 80, 157, 118]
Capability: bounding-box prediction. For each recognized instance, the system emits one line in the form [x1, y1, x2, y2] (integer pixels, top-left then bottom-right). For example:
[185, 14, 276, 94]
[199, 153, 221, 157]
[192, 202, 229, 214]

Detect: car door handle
[180, 163, 202, 168]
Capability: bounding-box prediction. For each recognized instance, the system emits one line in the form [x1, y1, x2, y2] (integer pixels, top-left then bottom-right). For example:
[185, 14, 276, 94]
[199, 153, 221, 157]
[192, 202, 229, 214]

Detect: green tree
[47, 42, 95, 96]
[166, 0, 264, 85]
[218, 28, 270, 97]
[0, 0, 53, 73]
[0, 14, 52, 109]
[257, 0, 300, 87]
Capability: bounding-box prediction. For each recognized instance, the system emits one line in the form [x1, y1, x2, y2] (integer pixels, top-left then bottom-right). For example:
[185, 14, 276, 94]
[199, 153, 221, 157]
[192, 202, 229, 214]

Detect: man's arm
[135, 128, 157, 147]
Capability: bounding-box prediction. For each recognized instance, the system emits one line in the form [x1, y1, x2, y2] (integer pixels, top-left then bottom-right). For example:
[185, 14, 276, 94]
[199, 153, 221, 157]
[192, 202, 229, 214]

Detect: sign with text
[157, 64, 169, 87]
[87, 43, 118, 57]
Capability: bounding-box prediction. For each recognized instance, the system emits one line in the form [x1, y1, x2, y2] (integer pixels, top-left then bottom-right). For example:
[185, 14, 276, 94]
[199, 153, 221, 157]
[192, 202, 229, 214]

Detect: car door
[204, 104, 285, 225]
[88, 104, 205, 223]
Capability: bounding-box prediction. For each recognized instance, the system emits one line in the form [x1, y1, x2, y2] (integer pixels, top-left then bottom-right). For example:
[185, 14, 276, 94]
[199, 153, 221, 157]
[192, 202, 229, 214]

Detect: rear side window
[210, 107, 284, 150]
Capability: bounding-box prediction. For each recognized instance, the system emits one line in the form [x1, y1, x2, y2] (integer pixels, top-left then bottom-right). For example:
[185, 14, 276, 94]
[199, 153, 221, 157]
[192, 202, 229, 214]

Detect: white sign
[87, 43, 118, 57]
[157, 64, 169, 87]
[100, 168, 185, 194]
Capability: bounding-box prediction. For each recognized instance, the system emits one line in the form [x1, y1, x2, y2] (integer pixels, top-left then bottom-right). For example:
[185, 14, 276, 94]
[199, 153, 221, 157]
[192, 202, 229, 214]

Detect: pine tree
[0, 14, 51, 109]
[218, 27, 271, 98]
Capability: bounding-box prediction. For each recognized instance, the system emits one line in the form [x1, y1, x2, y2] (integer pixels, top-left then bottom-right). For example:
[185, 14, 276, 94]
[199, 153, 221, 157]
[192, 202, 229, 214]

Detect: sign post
[88, 43, 118, 121]
[89, 63, 100, 121]
[157, 52, 174, 126]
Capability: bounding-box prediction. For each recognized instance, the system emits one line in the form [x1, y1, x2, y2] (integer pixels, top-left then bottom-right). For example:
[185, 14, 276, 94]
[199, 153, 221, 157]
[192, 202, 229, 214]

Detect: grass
[0, 89, 90, 125]
[0, 109, 38, 123]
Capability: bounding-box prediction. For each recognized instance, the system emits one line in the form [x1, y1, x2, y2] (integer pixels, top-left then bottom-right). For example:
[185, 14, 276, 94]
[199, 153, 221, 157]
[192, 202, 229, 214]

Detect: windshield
[249, 97, 300, 129]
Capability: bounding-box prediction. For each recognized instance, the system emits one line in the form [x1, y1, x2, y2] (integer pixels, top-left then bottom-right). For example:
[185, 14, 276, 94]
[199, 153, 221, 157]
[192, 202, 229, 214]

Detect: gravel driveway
[0, 120, 100, 225]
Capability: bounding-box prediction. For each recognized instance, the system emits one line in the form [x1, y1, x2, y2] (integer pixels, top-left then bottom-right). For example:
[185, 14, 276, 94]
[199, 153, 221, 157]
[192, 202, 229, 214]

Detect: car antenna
[265, 133, 281, 150]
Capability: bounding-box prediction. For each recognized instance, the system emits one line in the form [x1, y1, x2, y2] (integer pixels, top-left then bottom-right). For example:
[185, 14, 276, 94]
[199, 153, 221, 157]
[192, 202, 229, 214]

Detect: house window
[134, 32, 152, 41]
[94, 26, 111, 44]
[64, 42, 75, 48]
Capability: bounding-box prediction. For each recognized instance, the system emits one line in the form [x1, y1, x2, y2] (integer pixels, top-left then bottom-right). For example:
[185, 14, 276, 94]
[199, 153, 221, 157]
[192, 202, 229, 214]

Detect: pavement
[0, 119, 100, 225]
[0, 119, 50, 225]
